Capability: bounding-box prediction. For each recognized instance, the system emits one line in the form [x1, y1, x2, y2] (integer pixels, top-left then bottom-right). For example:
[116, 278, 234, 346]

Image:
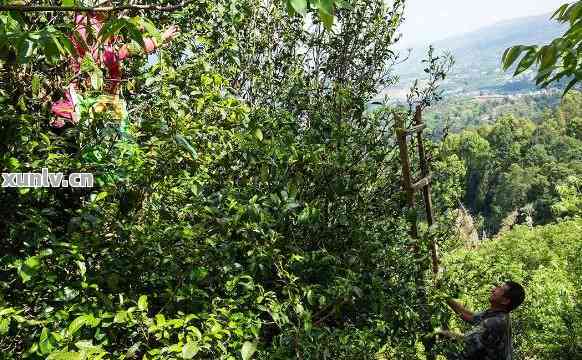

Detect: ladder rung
[412, 173, 432, 190]
[395, 124, 426, 136]
[404, 124, 426, 136]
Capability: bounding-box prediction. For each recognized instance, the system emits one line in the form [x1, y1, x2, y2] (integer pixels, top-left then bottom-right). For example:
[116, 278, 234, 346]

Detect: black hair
[504, 281, 525, 311]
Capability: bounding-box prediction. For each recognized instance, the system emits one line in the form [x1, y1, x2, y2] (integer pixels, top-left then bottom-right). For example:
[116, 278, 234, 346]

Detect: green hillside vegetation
[424, 91, 561, 137]
[441, 219, 582, 359]
[439, 91, 582, 234]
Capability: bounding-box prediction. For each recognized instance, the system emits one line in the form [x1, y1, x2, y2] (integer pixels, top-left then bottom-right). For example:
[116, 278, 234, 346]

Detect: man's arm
[447, 298, 475, 323]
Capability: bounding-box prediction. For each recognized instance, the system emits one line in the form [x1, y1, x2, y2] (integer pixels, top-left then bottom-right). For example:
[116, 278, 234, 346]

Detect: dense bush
[0, 1, 454, 358]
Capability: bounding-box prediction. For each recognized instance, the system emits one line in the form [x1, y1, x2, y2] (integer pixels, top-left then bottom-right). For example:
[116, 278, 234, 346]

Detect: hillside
[387, 13, 568, 98]
[423, 91, 562, 138]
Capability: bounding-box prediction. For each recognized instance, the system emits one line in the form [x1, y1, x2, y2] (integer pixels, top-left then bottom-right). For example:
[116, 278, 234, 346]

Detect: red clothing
[51, 12, 158, 126]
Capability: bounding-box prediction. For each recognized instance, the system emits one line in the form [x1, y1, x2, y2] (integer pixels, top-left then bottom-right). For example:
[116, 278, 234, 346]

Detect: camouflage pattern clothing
[462, 309, 512, 360]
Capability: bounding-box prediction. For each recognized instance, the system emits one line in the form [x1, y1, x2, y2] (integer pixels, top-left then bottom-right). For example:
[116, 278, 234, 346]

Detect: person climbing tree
[50, 2, 178, 129]
[438, 281, 525, 360]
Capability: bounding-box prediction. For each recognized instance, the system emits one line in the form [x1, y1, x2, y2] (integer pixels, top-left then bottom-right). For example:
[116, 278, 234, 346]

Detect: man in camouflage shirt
[438, 281, 525, 360]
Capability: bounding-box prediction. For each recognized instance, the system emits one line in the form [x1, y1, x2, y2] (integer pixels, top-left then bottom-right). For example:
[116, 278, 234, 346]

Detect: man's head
[490, 281, 525, 311]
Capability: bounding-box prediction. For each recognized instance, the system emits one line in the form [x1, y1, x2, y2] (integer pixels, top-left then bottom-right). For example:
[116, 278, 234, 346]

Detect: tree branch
[0, 1, 194, 12]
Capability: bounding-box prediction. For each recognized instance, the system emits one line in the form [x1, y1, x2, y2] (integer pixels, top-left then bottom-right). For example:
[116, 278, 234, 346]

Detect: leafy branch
[502, 1, 582, 96]
[407, 45, 455, 112]
[0, 1, 195, 12]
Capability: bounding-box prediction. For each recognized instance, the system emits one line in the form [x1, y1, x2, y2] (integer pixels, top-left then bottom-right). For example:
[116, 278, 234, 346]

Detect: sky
[398, 0, 568, 47]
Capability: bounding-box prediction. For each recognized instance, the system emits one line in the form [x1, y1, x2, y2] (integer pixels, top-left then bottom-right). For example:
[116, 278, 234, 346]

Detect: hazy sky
[398, 0, 568, 47]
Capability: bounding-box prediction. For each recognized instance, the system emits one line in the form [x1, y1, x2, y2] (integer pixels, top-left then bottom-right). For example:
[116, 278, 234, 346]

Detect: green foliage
[424, 92, 561, 138]
[407, 45, 455, 109]
[441, 219, 582, 358]
[0, 10, 74, 64]
[0, 1, 573, 357]
[552, 175, 582, 218]
[1, 0, 457, 359]
[440, 91, 582, 233]
[285, 0, 355, 29]
[0, 10, 161, 65]
[502, 1, 582, 95]
[0, 0, 346, 68]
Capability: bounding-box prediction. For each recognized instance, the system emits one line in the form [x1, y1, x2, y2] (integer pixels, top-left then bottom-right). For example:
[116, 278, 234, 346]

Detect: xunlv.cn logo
[2, 168, 93, 188]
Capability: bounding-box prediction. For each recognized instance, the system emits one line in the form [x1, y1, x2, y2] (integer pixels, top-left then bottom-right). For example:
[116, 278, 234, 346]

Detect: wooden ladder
[395, 105, 440, 276]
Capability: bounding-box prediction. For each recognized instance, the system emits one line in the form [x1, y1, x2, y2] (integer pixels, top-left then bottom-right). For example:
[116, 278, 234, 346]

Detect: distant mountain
[385, 13, 568, 99]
